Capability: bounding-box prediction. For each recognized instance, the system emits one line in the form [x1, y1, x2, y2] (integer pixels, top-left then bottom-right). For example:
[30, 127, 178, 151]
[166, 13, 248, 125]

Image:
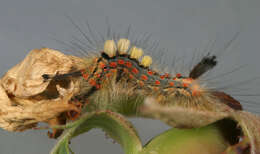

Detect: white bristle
[130, 46, 143, 59]
[141, 56, 152, 67]
[117, 38, 130, 55]
[104, 40, 117, 57]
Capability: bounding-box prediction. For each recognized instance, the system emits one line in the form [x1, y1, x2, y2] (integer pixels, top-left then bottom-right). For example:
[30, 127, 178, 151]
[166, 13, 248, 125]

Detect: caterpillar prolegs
[42, 38, 243, 138]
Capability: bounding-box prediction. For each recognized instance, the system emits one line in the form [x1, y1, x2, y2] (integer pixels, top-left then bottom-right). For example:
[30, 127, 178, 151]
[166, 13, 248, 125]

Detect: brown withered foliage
[0, 48, 87, 133]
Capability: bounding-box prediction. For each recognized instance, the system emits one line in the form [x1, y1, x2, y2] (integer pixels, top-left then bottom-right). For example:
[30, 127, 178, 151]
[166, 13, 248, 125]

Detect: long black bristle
[189, 54, 217, 79]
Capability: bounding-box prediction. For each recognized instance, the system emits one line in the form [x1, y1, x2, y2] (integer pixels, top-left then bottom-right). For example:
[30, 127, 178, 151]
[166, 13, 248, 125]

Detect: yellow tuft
[141, 56, 152, 67]
[129, 46, 143, 59]
[117, 38, 130, 55]
[104, 40, 117, 57]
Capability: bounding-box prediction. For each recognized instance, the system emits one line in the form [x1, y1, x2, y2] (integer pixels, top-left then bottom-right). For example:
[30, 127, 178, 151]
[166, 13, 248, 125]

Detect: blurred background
[0, 0, 259, 153]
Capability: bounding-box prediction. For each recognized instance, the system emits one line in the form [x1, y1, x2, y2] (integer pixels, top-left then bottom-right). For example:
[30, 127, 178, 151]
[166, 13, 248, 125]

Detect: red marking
[183, 78, 193, 83]
[173, 77, 177, 80]
[186, 78, 193, 81]
[117, 59, 125, 65]
[153, 87, 159, 91]
[125, 61, 132, 68]
[131, 68, 139, 74]
[129, 74, 134, 79]
[176, 73, 182, 78]
[164, 73, 170, 78]
[111, 69, 117, 73]
[99, 62, 106, 69]
[155, 80, 160, 85]
[89, 79, 97, 86]
[106, 73, 112, 78]
[95, 73, 101, 78]
[160, 75, 165, 80]
[80, 70, 89, 80]
[110, 62, 117, 68]
[183, 83, 189, 87]
[82, 74, 89, 80]
[147, 71, 153, 75]
[169, 82, 175, 86]
[141, 75, 148, 81]
[192, 91, 200, 96]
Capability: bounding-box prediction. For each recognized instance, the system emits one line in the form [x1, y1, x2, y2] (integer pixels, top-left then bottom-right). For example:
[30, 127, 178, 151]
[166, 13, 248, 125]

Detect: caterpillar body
[43, 38, 242, 138]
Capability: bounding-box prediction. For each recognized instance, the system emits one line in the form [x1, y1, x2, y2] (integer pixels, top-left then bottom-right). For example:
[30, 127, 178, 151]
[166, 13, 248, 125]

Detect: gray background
[0, 0, 260, 153]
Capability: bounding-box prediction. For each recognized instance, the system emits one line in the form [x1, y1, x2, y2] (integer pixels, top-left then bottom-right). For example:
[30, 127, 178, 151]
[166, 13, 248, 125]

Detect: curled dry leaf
[140, 97, 260, 153]
[0, 48, 87, 132]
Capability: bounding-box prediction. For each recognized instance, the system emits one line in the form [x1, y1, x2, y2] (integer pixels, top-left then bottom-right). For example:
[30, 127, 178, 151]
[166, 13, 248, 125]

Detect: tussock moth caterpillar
[40, 21, 250, 138]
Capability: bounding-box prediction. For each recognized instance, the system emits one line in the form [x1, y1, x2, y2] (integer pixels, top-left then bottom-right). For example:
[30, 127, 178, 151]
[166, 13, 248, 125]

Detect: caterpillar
[42, 37, 243, 138]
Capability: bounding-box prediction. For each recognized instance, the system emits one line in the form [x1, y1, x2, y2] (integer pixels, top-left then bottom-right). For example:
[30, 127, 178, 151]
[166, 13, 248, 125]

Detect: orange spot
[160, 75, 165, 80]
[111, 69, 117, 73]
[129, 74, 134, 79]
[95, 73, 101, 78]
[125, 61, 132, 68]
[186, 78, 193, 81]
[155, 80, 160, 85]
[183, 83, 189, 87]
[169, 82, 174, 86]
[110, 62, 117, 68]
[80, 69, 89, 80]
[82, 73, 89, 80]
[131, 68, 139, 74]
[147, 71, 153, 75]
[176, 73, 182, 78]
[192, 90, 200, 96]
[99, 62, 106, 69]
[173, 77, 177, 80]
[183, 78, 193, 82]
[106, 73, 112, 78]
[89, 79, 97, 86]
[141, 75, 148, 81]
[117, 59, 125, 65]
[153, 87, 159, 91]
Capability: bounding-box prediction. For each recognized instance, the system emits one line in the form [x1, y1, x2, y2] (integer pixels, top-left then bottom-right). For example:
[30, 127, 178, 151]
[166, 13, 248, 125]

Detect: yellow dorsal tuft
[129, 46, 143, 59]
[104, 40, 117, 57]
[117, 38, 130, 55]
[141, 55, 152, 67]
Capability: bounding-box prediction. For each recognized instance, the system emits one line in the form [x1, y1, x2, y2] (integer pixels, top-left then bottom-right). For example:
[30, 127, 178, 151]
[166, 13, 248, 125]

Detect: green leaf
[141, 123, 229, 154]
[50, 110, 142, 154]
